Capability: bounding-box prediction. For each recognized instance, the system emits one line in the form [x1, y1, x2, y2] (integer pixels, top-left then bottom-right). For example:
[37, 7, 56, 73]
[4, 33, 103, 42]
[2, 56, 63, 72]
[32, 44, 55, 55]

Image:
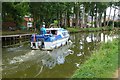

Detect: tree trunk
[76, 3, 80, 28]
[94, 3, 97, 28]
[112, 7, 116, 28]
[107, 6, 112, 26]
[94, 14, 97, 28]
[89, 2, 95, 28]
[67, 11, 70, 27]
[61, 14, 64, 27]
[103, 11, 106, 27]
[64, 11, 67, 27]
[60, 11, 62, 27]
[99, 13, 102, 27]
[97, 13, 100, 27]
[81, 4, 85, 28]
[74, 3, 76, 28]
[96, 12, 99, 28]
[91, 15, 94, 27]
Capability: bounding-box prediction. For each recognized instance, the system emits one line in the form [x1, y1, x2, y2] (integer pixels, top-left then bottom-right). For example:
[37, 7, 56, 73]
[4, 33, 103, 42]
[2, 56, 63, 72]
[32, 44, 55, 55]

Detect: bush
[54, 20, 58, 27]
[114, 21, 120, 27]
[108, 21, 120, 27]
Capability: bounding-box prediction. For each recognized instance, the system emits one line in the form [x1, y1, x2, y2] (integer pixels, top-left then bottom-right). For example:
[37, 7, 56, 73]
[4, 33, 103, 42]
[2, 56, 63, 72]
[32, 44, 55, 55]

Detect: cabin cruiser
[30, 28, 70, 50]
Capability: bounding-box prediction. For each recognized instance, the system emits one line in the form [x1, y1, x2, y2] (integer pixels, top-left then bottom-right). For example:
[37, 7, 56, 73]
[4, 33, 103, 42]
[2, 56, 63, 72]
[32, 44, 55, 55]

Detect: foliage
[2, 2, 29, 26]
[29, 2, 74, 28]
[108, 21, 120, 27]
[53, 20, 58, 27]
[2, 2, 119, 30]
[72, 39, 118, 78]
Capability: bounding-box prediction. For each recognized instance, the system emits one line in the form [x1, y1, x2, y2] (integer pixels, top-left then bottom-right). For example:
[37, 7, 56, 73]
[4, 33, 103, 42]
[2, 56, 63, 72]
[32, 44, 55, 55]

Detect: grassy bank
[67, 27, 120, 33]
[2, 27, 120, 35]
[72, 39, 118, 78]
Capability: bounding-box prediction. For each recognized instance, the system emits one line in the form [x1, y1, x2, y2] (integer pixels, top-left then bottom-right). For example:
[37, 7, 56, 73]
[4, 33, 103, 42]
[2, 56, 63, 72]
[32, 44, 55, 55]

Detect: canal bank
[1, 34, 33, 47]
[67, 27, 120, 33]
[2, 30, 36, 35]
[72, 39, 119, 78]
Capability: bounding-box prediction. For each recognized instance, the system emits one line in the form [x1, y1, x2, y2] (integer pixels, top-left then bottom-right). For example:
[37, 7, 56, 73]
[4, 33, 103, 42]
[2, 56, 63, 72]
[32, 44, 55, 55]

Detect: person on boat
[40, 22, 46, 34]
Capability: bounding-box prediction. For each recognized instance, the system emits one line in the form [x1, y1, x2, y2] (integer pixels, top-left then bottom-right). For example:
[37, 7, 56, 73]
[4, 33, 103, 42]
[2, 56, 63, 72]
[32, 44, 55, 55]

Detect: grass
[67, 28, 81, 33]
[67, 27, 120, 33]
[81, 27, 104, 31]
[72, 39, 118, 78]
[67, 27, 104, 33]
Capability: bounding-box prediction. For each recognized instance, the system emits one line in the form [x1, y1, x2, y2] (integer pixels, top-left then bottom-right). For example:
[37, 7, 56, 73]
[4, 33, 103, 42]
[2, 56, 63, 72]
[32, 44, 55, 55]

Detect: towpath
[113, 68, 120, 79]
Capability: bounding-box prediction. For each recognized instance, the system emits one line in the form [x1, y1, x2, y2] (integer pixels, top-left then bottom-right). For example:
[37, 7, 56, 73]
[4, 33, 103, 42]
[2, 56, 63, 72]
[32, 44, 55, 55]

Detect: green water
[2, 31, 118, 78]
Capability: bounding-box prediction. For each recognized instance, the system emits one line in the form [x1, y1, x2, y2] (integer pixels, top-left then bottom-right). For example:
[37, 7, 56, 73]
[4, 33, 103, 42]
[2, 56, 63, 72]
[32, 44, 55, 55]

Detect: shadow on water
[2, 31, 119, 78]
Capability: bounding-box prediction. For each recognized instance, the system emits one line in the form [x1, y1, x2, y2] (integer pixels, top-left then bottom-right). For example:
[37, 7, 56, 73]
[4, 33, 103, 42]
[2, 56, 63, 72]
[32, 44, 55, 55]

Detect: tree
[96, 3, 108, 27]
[112, 2, 119, 27]
[2, 2, 29, 26]
[89, 2, 95, 27]
[107, 2, 112, 26]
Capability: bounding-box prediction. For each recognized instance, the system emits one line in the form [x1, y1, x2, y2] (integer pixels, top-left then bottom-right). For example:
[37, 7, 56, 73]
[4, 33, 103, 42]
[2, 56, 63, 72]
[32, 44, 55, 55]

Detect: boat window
[47, 30, 50, 34]
[62, 32, 68, 36]
[51, 30, 57, 35]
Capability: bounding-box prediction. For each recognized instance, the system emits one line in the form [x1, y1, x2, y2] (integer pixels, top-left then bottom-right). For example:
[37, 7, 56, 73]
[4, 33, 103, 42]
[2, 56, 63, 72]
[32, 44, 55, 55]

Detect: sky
[106, 7, 119, 16]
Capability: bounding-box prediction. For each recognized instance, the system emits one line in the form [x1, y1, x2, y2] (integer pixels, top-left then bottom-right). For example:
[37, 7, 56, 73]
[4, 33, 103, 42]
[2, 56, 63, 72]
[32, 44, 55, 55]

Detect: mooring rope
[34, 66, 43, 77]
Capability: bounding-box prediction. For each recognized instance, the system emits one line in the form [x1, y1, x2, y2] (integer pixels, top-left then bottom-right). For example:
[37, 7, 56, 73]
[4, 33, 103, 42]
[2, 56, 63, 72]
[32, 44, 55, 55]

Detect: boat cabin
[46, 28, 68, 37]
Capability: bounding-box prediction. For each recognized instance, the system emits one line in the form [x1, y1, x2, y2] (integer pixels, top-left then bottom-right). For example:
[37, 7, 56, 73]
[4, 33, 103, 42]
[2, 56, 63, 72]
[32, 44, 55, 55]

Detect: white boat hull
[31, 37, 69, 50]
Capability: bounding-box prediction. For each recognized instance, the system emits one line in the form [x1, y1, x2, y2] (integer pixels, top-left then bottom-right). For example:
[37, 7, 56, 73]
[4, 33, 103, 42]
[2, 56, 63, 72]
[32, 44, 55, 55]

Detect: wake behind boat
[30, 28, 70, 50]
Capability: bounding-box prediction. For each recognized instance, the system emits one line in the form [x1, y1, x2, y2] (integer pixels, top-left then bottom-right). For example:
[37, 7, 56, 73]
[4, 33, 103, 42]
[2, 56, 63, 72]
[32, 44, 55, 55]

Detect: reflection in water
[2, 31, 119, 78]
[70, 31, 118, 64]
[41, 43, 73, 69]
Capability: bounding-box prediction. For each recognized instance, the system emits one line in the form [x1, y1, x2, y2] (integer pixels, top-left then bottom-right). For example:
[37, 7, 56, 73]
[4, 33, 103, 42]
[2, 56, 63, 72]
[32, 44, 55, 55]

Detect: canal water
[2, 31, 119, 78]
